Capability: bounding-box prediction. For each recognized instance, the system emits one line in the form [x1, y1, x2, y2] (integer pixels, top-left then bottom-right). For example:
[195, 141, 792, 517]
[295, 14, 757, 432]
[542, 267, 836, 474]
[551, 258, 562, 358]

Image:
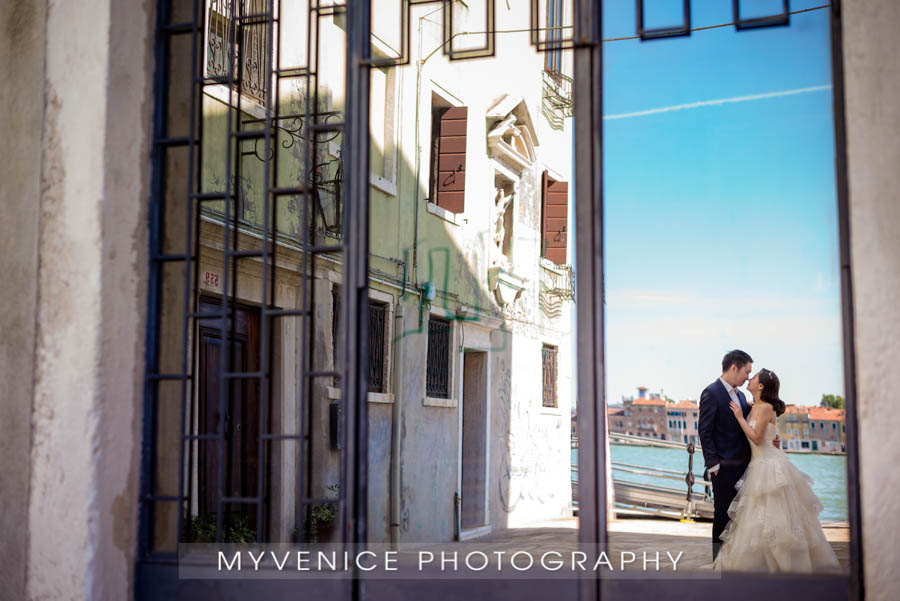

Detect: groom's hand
[772, 435, 781, 449]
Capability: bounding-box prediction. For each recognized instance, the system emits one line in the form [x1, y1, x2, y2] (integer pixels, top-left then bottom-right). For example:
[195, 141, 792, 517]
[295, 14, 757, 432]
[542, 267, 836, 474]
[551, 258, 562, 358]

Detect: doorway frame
[457, 345, 493, 541]
[135, 0, 863, 599]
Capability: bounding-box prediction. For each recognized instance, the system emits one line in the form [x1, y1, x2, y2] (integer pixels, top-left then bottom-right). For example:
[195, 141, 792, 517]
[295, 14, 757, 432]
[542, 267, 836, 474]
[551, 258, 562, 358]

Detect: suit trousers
[711, 461, 748, 560]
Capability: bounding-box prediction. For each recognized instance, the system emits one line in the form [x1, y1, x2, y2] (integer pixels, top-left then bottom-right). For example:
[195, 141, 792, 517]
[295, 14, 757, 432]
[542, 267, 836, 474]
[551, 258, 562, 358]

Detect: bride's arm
[728, 402, 773, 446]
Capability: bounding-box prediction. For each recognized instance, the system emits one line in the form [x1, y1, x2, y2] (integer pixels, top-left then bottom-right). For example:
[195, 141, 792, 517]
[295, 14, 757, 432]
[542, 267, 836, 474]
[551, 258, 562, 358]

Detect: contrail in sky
[603, 84, 833, 120]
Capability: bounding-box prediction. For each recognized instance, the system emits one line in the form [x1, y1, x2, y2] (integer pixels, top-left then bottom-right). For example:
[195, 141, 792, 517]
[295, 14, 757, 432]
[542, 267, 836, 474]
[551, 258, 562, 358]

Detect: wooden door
[197, 300, 261, 535]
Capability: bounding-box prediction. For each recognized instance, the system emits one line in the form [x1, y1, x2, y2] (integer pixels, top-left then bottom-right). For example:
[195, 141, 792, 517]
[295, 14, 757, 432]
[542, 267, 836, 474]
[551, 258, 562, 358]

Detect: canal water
[572, 443, 848, 522]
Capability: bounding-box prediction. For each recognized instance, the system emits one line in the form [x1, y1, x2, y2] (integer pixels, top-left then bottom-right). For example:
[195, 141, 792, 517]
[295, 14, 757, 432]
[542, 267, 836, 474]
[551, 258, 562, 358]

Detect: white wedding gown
[713, 418, 841, 572]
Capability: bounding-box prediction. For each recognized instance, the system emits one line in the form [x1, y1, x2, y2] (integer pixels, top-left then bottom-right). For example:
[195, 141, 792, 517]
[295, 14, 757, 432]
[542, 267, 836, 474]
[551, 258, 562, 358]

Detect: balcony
[541, 69, 573, 130]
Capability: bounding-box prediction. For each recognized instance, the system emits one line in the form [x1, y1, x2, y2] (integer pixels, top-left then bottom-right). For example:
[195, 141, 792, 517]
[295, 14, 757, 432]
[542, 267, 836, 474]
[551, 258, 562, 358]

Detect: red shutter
[543, 175, 568, 265]
[435, 106, 467, 214]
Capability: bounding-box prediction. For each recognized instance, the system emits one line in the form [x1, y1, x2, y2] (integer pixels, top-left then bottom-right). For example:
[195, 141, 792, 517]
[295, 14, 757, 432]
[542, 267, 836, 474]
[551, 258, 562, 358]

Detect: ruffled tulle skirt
[713, 450, 841, 573]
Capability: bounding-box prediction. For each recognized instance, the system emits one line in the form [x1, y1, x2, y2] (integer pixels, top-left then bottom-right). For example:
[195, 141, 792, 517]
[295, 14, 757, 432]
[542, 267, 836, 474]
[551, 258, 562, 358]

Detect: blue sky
[599, 0, 844, 405]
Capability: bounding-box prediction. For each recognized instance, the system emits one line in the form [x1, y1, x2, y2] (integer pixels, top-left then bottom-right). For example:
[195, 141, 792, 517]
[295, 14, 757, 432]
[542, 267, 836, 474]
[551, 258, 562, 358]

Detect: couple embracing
[698, 350, 840, 572]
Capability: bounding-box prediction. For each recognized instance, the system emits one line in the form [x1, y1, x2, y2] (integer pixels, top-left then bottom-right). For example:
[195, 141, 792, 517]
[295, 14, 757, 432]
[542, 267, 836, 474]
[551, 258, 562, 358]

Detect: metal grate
[367, 302, 386, 393]
[542, 344, 558, 408]
[333, 285, 342, 387]
[140, 0, 363, 562]
[544, 0, 565, 73]
[206, 0, 269, 104]
[139, 0, 595, 595]
[426, 317, 450, 399]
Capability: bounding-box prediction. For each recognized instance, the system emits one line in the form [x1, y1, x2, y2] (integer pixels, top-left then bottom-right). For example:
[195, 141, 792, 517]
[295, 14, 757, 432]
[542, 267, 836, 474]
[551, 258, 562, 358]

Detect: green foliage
[293, 483, 339, 544]
[820, 394, 845, 409]
[184, 512, 256, 544]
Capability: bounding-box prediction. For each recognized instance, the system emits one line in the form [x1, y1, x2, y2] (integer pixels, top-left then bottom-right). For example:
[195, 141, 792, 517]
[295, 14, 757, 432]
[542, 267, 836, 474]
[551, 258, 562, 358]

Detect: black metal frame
[734, 0, 791, 30]
[137, 0, 863, 599]
[637, 0, 692, 40]
[587, 0, 863, 599]
[368, 0, 497, 68]
[138, 0, 363, 596]
[425, 316, 451, 399]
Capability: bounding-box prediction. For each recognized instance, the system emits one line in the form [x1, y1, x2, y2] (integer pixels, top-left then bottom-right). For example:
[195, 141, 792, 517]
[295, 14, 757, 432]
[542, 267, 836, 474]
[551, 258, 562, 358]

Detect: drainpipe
[390, 305, 405, 548]
[412, 4, 452, 287]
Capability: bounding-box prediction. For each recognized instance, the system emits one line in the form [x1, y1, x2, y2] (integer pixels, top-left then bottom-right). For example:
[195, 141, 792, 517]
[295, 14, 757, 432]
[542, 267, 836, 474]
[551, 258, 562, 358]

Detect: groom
[698, 349, 779, 561]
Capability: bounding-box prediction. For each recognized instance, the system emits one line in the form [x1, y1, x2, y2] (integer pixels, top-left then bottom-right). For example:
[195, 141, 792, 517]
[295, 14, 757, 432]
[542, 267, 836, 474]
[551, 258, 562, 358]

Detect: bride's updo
[758, 369, 786, 416]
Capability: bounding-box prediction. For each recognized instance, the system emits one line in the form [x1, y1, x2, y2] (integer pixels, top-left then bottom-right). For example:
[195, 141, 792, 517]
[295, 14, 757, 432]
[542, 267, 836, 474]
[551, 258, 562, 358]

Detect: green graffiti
[391, 245, 510, 352]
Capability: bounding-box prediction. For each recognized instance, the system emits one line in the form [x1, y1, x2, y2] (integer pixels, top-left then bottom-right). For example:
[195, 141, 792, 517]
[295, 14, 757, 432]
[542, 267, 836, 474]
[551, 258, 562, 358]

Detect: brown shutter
[542, 175, 568, 264]
[435, 106, 467, 214]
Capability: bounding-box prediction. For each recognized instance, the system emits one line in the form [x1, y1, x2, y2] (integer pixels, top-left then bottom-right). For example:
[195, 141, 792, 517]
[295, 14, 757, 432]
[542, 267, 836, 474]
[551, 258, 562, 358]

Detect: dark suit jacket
[698, 379, 751, 470]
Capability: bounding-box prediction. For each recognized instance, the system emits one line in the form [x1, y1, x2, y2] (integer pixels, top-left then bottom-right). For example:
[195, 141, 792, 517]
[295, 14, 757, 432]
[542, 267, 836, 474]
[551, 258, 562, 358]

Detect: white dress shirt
[708, 377, 743, 476]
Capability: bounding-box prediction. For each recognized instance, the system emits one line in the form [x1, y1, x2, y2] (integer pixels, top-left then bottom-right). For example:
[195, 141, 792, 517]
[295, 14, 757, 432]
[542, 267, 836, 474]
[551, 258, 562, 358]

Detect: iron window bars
[426, 316, 451, 399]
[141, 0, 358, 559]
[206, 0, 269, 104]
[367, 302, 386, 393]
[542, 343, 558, 408]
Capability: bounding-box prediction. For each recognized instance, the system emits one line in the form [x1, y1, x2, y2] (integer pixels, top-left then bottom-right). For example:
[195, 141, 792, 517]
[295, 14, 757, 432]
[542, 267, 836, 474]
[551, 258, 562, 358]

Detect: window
[370, 65, 398, 194]
[542, 344, 559, 408]
[426, 317, 451, 398]
[205, 0, 269, 105]
[428, 95, 467, 214]
[368, 302, 387, 393]
[544, 0, 564, 74]
[332, 285, 342, 386]
[540, 171, 569, 264]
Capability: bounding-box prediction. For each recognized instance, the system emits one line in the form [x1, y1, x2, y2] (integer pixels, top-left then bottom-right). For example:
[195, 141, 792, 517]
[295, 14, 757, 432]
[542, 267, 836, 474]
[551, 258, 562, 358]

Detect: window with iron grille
[542, 343, 558, 408]
[206, 0, 268, 105]
[544, 0, 564, 74]
[332, 285, 342, 387]
[426, 317, 451, 399]
[368, 302, 386, 393]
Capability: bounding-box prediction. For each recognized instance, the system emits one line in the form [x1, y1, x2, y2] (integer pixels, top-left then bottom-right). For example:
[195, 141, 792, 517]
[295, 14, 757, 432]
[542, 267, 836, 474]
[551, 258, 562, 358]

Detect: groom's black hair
[722, 349, 753, 373]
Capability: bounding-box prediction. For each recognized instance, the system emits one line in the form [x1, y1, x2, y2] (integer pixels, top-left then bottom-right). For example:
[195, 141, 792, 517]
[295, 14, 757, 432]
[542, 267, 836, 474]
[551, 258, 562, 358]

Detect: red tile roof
[808, 406, 845, 420]
[671, 400, 698, 409]
[633, 398, 667, 406]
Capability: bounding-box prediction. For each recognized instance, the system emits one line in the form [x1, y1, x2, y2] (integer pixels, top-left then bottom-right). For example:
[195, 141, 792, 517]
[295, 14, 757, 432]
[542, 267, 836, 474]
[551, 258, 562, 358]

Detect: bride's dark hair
[758, 369, 786, 416]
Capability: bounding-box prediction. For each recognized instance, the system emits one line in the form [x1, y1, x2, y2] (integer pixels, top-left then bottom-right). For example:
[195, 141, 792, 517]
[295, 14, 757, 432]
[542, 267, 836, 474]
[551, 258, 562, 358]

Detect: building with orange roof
[776, 404, 846, 453]
[666, 399, 699, 445]
[808, 406, 847, 452]
[777, 405, 813, 451]
[617, 387, 668, 440]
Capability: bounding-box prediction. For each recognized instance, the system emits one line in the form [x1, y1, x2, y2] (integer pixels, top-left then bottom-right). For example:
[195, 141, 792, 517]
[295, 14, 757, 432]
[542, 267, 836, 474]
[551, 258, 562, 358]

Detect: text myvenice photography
[177, 543, 720, 581]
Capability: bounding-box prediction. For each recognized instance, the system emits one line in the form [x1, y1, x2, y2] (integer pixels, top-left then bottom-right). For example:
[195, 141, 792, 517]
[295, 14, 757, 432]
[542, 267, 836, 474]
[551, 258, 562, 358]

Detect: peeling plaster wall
[0, 2, 47, 598]
[841, 1, 900, 599]
[4, 0, 153, 599]
[396, 301, 460, 542]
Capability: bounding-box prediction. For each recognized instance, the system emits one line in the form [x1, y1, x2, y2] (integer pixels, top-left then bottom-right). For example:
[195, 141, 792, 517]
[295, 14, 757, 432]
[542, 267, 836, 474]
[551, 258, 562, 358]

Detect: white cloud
[603, 85, 833, 121]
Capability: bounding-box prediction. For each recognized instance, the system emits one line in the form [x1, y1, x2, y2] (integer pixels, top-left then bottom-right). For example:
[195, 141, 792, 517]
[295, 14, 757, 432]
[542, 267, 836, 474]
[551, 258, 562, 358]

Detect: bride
[713, 368, 841, 572]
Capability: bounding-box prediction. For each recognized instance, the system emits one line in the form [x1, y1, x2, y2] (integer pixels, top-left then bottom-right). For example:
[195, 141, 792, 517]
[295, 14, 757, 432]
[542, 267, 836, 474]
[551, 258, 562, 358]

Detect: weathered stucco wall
[0, 2, 47, 599]
[842, 1, 900, 599]
[2, 0, 153, 599]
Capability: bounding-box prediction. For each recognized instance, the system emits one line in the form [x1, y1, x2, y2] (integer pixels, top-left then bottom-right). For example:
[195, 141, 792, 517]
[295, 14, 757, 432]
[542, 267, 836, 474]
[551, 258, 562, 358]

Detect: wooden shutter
[435, 106, 467, 214]
[542, 170, 568, 264]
